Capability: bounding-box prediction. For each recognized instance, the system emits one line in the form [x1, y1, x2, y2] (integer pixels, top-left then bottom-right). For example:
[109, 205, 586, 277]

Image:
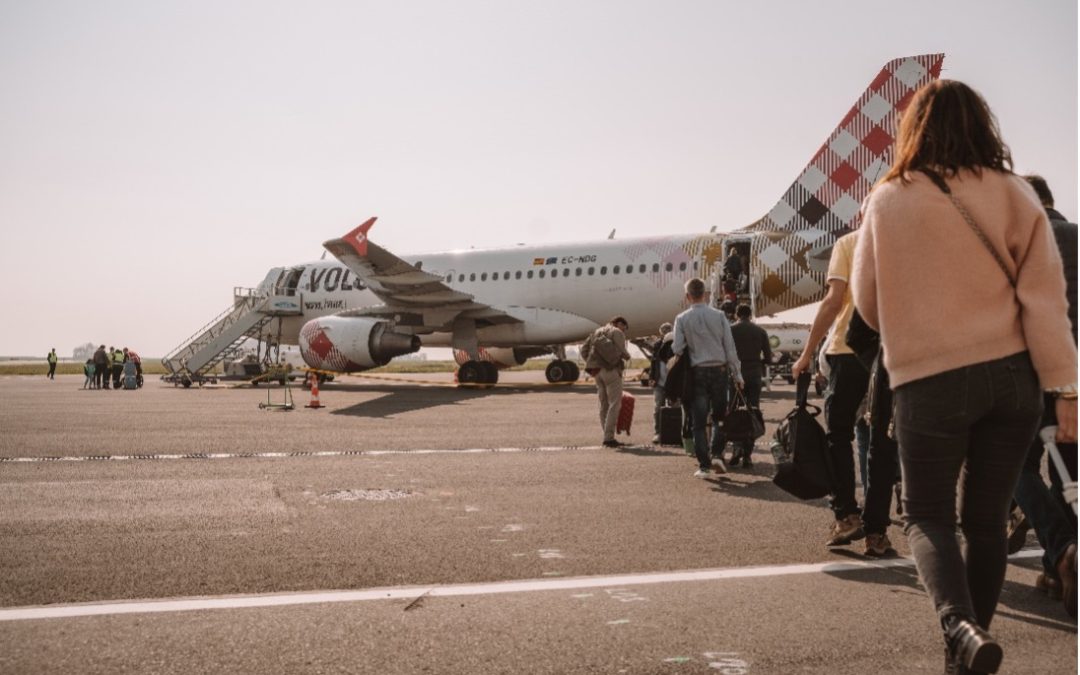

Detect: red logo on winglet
[345, 217, 377, 257]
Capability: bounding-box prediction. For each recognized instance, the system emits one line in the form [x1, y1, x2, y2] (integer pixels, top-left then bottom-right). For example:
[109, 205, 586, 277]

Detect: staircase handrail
[162, 291, 267, 363]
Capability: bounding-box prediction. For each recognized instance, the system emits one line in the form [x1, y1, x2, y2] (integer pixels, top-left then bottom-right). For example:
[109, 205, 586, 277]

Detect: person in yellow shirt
[792, 231, 871, 547]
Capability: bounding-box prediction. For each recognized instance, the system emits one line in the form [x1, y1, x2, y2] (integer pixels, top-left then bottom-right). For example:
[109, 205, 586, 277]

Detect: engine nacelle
[299, 316, 421, 372]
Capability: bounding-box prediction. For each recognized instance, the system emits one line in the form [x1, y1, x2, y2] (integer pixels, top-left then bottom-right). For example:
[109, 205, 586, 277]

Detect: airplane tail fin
[744, 54, 944, 314]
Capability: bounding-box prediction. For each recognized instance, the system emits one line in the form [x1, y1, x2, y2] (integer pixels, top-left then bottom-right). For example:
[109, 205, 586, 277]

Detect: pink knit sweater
[851, 169, 1077, 389]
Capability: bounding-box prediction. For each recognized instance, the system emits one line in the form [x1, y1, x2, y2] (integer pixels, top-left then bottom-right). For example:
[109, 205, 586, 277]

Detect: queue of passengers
[580, 79, 1076, 675]
[84, 345, 142, 389]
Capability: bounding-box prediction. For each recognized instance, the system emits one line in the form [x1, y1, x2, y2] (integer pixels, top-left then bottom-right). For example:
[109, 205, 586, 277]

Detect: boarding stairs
[161, 288, 302, 385]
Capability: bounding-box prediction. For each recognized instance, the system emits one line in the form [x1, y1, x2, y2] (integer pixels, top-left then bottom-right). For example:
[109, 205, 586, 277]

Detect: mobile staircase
[162, 288, 302, 387]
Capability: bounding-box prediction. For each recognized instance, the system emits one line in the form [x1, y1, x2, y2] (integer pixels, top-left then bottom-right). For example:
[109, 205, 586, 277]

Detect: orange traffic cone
[305, 373, 325, 409]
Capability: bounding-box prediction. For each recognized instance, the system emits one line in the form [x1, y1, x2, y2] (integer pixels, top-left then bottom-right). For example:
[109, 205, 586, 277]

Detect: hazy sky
[1, 0, 1076, 358]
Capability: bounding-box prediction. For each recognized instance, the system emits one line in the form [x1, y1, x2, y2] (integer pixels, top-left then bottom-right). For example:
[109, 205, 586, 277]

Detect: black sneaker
[602, 440, 624, 448]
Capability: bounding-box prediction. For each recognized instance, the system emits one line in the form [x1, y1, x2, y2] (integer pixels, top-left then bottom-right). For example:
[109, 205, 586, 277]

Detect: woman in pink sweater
[852, 80, 1077, 675]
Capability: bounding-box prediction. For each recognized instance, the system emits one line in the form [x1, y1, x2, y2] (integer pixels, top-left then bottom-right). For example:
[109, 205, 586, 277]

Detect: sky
[1, 0, 1076, 358]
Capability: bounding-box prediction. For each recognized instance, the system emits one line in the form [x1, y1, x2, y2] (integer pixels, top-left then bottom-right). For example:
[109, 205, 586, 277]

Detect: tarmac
[0, 372, 1076, 674]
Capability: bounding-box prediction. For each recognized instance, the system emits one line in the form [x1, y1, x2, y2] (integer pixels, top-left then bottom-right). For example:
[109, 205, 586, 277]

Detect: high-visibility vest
[112, 350, 124, 365]
[47, 352, 57, 364]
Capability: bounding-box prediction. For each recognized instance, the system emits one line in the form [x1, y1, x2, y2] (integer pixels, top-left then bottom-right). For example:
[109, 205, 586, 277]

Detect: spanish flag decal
[533, 258, 545, 265]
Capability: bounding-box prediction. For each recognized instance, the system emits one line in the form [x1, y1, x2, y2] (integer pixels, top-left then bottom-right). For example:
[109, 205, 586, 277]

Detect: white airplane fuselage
[262, 232, 729, 348]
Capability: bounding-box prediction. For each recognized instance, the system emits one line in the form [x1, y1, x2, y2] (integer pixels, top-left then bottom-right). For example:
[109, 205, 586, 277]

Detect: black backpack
[772, 372, 834, 500]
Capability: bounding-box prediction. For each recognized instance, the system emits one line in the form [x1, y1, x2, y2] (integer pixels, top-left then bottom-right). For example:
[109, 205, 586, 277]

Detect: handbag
[844, 308, 879, 372]
[772, 372, 835, 500]
[724, 388, 765, 441]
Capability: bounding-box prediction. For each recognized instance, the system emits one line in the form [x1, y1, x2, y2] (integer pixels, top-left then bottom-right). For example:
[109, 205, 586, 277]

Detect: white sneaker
[652, 434, 661, 444]
[711, 458, 728, 474]
[693, 469, 712, 478]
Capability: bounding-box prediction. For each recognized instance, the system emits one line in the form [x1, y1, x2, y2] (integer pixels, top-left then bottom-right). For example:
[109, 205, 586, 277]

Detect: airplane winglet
[344, 217, 377, 257]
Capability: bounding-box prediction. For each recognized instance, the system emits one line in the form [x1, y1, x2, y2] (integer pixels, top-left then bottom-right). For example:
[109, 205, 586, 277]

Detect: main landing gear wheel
[545, 360, 580, 384]
[458, 360, 498, 386]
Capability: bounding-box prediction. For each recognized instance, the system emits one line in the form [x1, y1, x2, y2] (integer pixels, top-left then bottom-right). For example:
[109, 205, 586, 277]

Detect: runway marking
[0, 446, 607, 464]
[0, 550, 1042, 623]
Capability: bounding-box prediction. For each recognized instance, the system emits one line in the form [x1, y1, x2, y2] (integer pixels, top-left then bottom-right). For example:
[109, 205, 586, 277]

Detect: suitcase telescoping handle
[1039, 426, 1078, 516]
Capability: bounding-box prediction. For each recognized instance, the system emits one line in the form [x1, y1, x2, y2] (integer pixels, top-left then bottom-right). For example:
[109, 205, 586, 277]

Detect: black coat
[1047, 208, 1077, 345]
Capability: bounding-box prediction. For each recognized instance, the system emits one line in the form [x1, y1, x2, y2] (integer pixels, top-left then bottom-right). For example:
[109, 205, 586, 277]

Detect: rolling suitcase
[123, 361, 138, 390]
[659, 405, 682, 445]
[616, 392, 635, 436]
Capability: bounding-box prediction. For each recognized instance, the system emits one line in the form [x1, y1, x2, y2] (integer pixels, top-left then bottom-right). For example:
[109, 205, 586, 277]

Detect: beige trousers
[595, 367, 624, 442]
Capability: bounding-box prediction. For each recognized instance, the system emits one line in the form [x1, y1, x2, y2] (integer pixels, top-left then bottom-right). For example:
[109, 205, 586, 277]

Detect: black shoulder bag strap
[920, 169, 1017, 288]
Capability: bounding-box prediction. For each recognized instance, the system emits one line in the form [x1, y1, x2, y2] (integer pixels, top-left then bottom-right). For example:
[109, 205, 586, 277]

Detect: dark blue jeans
[896, 352, 1042, 629]
[825, 354, 870, 519]
[691, 366, 729, 471]
[1013, 393, 1077, 577]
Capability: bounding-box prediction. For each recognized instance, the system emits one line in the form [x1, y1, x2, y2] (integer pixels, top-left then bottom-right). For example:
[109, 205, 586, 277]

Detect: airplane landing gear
[458, 360, 499, 386]
[545, 360, 580, 384]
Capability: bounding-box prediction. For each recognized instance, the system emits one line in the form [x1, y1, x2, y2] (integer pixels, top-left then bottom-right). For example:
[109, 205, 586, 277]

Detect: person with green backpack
[581, 316, 631, 448]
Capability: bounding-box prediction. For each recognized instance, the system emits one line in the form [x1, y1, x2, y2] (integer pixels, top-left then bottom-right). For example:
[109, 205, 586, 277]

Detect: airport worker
[728, 304, 772, 467]
[83, 359, 94, 389]
[648, 322, 675, 443]
[791, 229, 870, 547]
[580, 316, 632, 448]
[1009, 174, 1077, 618]
[850, 80, 1077, 673]
[93, 345, 110, 389]
[672, 277, 743, 477]
[111, 346, 124, 388]
[46, 348, 57, 380]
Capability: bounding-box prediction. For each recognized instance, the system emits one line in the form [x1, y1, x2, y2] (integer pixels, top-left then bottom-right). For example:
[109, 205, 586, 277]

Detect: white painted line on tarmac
[0, 446, 601, 464]
[0, 550, 1043, 623]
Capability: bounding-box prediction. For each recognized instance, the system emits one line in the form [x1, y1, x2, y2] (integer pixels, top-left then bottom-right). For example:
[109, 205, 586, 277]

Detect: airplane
[163, 54, 944, 387]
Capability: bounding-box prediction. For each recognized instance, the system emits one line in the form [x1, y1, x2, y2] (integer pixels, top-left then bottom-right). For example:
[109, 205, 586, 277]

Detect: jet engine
[299, 316, 420, 372]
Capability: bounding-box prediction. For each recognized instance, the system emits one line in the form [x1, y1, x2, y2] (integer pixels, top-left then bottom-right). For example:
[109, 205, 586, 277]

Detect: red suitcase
[617, 392, 635, 436]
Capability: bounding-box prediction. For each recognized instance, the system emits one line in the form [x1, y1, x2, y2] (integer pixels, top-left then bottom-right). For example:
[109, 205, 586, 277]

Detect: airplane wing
[322, 218, 521, 331]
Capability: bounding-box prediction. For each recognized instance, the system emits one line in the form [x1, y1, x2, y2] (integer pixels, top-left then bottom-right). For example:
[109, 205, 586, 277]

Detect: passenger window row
[444, 261, 695, 284]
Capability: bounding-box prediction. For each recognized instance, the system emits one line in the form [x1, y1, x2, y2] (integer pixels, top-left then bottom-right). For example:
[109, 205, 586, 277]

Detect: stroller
[1040, 425, 1077, 515]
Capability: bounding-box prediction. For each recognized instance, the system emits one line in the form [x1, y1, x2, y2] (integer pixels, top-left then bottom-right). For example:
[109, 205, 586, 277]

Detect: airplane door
[277, 266, 304, 296]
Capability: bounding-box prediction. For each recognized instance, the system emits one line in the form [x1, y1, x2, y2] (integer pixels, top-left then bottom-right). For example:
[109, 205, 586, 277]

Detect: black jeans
[896, 352, 1042, 629]
[691, 366, 729, 471]
[1013, 393, 1077, 577]
[47, 362, 56, 379]
[825, 354, 870, 519]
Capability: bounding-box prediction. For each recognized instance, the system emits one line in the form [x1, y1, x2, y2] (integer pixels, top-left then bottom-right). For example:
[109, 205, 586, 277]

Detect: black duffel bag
[772, 372, 835, 500]
[724, 388, 765, 442]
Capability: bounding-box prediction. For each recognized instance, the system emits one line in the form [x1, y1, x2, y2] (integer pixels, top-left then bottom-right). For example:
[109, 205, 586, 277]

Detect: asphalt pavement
[0, 373, 1075, 674]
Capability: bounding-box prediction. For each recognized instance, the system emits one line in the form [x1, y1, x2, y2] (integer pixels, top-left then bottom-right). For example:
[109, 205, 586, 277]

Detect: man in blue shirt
[673, 278, 743, 477]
